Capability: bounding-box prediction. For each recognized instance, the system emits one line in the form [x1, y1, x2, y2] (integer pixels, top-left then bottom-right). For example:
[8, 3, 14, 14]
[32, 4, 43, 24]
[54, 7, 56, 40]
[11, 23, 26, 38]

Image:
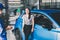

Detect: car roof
[31, 9, 60, 14]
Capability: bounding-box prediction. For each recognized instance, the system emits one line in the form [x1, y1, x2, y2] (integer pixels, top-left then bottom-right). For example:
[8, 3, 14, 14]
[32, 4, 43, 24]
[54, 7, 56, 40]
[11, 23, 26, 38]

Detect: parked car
[30, 9, 60, 40]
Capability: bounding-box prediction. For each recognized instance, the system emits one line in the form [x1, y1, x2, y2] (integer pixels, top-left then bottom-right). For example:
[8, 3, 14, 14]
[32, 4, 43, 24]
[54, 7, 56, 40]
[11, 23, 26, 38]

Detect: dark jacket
[0, 14, 7, 40]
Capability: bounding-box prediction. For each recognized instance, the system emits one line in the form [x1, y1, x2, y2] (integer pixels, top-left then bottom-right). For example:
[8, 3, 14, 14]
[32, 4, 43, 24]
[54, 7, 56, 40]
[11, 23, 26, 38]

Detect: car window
[32, 13, 53, 30]
[49, 12, 60, 26]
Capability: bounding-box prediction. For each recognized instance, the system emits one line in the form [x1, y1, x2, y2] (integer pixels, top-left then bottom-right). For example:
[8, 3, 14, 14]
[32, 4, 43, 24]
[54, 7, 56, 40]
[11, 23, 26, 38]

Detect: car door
[32, 13, 57, 40]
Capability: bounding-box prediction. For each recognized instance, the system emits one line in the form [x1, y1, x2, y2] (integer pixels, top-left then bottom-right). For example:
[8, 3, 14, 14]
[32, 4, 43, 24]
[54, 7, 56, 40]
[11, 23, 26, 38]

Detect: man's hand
[6, 26, 12, 30]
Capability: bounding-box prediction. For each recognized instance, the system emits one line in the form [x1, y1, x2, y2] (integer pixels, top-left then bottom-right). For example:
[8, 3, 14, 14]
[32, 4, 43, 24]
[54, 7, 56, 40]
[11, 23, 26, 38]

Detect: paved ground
[7, 16, 20, 40]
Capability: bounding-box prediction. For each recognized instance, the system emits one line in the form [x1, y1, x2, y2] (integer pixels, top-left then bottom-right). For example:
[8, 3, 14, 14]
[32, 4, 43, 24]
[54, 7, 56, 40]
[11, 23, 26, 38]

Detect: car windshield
[49, 12, 60, 26]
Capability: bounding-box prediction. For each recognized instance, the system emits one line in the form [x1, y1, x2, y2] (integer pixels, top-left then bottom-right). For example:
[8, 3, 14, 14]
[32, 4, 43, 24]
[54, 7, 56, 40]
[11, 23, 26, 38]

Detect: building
[24, 0, 60, 9]
[34, 0, 60, 9]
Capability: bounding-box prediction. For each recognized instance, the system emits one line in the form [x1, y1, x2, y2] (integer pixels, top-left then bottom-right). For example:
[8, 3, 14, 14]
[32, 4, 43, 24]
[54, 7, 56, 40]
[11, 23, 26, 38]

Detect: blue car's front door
[34, 24, 57, 40]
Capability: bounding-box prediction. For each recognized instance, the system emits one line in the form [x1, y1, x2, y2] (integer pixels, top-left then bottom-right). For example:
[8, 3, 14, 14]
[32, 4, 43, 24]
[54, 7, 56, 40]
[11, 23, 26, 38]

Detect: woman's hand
[6, 26, 12, 30]
[31, 27, 34, 32]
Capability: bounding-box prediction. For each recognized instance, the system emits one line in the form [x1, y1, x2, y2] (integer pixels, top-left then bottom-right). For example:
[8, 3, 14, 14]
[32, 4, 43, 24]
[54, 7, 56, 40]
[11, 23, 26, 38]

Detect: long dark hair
[25, 7, 31, 19]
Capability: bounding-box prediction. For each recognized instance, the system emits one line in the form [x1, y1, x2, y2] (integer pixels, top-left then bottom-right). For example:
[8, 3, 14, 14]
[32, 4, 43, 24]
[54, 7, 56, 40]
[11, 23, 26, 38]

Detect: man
[15, 8, 25, 40]
[0, 3, 7, 40]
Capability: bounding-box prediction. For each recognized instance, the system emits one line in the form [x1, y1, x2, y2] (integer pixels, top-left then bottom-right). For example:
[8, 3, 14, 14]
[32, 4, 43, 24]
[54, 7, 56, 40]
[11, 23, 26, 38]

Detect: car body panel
[33, 24, 57, 40]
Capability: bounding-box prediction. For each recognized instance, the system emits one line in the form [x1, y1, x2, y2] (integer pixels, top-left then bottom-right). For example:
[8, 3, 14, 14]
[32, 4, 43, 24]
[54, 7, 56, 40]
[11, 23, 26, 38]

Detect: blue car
[30, 10, 60, 40]
[15, 9, 60, 40]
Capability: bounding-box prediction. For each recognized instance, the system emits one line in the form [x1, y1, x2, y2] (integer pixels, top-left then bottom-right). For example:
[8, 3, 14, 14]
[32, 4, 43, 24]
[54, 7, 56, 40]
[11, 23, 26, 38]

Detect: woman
[22, 8, 34, 40]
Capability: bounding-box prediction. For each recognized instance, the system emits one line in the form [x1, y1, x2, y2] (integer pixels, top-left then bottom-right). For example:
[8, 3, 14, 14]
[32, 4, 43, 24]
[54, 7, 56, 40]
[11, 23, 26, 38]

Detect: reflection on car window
[49, 12, 60, 26]
[32, 13, 53, 30]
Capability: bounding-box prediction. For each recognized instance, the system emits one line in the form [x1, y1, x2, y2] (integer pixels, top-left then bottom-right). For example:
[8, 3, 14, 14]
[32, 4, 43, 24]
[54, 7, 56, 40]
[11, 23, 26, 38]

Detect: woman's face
[25, 8, 29, 14]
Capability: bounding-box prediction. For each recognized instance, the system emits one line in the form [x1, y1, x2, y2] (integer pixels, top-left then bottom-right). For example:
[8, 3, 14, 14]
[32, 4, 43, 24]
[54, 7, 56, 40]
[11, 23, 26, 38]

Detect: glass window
[41, 0, 60, 9]
[32, 13, 53, 30]
[8, 0, 20, 2]
[49, 12, 60, 26]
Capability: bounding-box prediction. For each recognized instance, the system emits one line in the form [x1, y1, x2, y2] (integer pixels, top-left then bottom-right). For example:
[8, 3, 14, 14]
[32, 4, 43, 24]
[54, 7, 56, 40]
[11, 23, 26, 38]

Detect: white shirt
[22, 14, 34, 25]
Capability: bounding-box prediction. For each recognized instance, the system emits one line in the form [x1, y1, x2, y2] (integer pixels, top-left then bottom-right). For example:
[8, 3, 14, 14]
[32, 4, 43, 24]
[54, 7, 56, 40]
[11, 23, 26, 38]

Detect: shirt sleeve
[31, 15, 34, 19]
